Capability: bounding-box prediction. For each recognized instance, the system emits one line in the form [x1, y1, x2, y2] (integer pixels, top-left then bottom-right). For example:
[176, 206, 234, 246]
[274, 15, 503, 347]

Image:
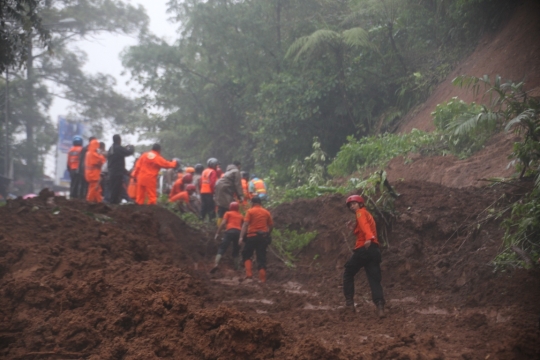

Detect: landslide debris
[1, 181, 539, 359]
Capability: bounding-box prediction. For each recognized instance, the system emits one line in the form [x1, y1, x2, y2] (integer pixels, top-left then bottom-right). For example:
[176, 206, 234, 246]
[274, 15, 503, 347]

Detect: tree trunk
[25, 35, 36, 193]
[387, 22, 407, 73]
[275, 0, 282, 72]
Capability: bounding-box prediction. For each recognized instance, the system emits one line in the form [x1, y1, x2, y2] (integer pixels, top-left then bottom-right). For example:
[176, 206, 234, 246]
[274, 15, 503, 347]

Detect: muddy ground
[0, 182, 539, 359]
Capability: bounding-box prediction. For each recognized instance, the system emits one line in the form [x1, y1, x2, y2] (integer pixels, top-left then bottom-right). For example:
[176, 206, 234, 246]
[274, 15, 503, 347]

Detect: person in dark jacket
[107, 134, 134, 204]
[77, 136, 95, 199]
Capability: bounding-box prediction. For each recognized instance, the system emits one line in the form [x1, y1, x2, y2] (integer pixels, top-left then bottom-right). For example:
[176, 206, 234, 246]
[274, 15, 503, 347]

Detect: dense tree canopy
[121, 0, 514, 178]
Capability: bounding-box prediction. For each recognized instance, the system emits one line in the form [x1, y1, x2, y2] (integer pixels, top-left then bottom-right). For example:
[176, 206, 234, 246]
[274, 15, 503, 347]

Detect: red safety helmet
[346, 195, 364, 207]
[182, 173, 193, 184]
[229, 202, 239, 211]
[186, 184, 196, 192]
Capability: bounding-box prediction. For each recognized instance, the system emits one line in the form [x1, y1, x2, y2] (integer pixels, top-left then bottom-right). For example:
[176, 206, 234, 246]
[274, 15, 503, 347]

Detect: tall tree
[1, 0, 148, 192]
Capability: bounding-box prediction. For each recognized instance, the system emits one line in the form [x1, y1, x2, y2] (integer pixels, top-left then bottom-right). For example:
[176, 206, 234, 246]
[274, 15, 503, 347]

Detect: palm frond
[505, 109, 536, 132]
[285, 29, 340, 62]
[450, 111, 501, 136]
[342, 27, 379, 54]
[284, 36, 310, 60]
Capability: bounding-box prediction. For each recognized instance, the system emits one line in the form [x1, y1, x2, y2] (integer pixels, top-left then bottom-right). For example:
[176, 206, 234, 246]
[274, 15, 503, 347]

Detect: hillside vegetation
[122, 0, 516, 172]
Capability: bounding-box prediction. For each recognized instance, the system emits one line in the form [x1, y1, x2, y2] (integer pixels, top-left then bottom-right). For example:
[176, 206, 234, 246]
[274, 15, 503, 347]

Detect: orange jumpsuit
[132, 150, 177, 205]
[127, 176, 137, 200]
[239, 178, 251, 213]
[169, 190, 189, 204]
[85, 139, 106, 202]
[169, 173, 184, 199]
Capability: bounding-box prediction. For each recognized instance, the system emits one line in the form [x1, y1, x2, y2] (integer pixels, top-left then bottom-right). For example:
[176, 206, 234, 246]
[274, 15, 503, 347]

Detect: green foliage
[449, 75, 540, 269]
[121, 0, 515, 174]
[328, 129, 440, 176]
[0, 0, 50, 72]
[431, 97, 493, 157]
[278, 185, 344, 204]
[162, 201, 207, 231]
[496, 187, 540, 269]
[289, 137, 328, 187]
[271, 228, 318, 267]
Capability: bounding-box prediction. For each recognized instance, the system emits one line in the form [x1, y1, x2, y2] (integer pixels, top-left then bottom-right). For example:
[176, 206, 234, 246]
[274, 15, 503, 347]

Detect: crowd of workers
[66, 134, 385, 316]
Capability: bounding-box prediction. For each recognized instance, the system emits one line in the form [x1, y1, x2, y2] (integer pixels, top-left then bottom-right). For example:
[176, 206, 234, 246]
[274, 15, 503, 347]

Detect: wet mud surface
[1, 182, 539, 359]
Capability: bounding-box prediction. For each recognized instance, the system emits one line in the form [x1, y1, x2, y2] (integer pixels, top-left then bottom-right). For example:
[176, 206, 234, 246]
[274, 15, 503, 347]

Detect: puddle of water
[281, 281, 318, 295]
[416, 306, 449, 315]
[211, 277, 242, 286]
[303, 303, 335, 311]
[223, 298, 274, 305]
[389, 296, 418, 304]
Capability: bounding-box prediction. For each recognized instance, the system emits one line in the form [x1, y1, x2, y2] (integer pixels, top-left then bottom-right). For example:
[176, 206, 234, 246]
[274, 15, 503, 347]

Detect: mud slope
[387, 0, 540, 187]
[399, 0, 540, 133]
[1, 182, 539, 359]
[211, 181, 540, 359]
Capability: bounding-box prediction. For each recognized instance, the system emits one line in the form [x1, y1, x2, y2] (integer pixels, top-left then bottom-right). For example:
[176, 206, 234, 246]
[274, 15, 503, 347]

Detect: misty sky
[45, 0, 178, 177]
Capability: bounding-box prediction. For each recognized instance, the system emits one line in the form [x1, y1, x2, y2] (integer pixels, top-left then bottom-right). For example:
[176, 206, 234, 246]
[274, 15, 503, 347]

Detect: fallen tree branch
[366, 196, 389, 227]
[477, 178, 529, 189]
[511, 245, 536, 268]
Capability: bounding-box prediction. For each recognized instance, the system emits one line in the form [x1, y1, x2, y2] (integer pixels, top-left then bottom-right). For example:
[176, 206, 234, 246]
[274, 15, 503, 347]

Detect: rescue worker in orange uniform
[211, 201, 244, 273]
[127, 158, 139, 201]
[77, 136, 96, 199]
[193, 163, 204, 195]
[132, 144, 179, 205]
[169, 172, 193, 200]
[239, 171, 251, 213]
[85, 139, 106, 203]
[249, 175, 267, 201]
[239, 196, 273, 283]
[200, 158, 219, 221]
[169, 184, 198, 215]
[343, 195, 385, 317]
[67, 135, 83, 199]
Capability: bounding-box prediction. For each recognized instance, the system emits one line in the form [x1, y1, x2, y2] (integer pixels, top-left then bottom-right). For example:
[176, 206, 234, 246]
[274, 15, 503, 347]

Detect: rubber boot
[259, 268, 266, 283]
[244, 259, 253, 279]
[210, 254, 221, 274]
[233, 257, 241, 270]
[345, 298, 355, 313]
[377, 302, 386, 318]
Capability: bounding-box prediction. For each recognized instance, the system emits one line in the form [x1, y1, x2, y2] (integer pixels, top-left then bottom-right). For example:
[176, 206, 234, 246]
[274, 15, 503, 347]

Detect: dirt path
[206, 252, 537, 359]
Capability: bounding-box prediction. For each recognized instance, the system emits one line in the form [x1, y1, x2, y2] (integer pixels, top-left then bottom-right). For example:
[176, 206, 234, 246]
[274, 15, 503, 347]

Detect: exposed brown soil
[385, 132, 518, 188]
[389, 0, 540, 188]
[398, 0, 540, 134]
[2, 2, 540, 358]
[1, 181, 539, 359]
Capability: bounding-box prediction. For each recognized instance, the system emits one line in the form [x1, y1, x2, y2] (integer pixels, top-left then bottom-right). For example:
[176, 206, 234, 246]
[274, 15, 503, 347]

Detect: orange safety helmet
[185, 167, 195, 174]
[186, 184, 196, 192]
[229, 202, 239, 211]
[346, 195, 364, 207]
